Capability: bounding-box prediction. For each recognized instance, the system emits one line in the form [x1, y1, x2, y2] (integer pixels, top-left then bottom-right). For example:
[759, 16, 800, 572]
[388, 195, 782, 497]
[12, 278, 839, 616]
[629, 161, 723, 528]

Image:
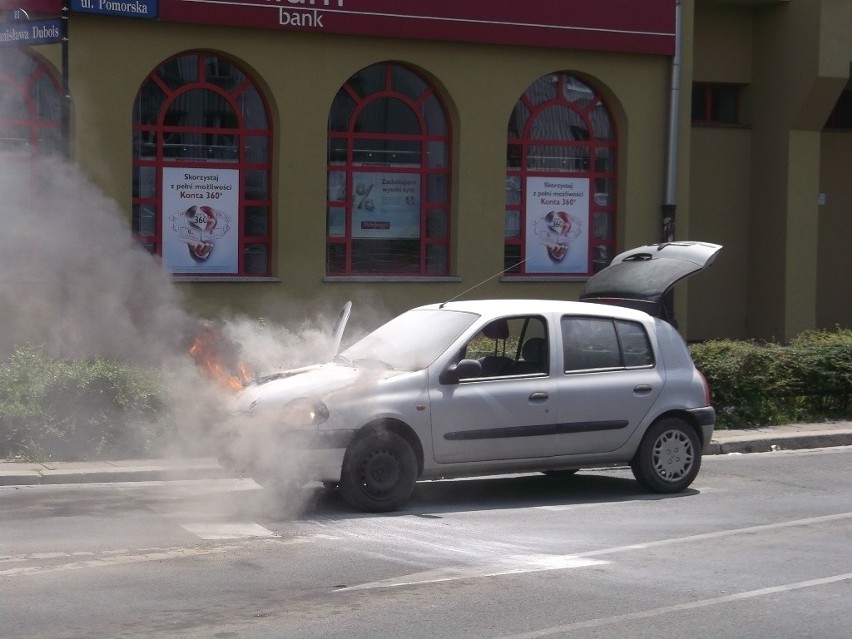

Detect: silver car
[223, 242, 721, 512]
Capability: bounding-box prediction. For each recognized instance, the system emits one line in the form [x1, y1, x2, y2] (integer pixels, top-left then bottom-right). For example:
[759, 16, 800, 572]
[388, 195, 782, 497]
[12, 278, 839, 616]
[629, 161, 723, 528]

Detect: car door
[429, 315, 559, 464]
[548, 315, 664, 455]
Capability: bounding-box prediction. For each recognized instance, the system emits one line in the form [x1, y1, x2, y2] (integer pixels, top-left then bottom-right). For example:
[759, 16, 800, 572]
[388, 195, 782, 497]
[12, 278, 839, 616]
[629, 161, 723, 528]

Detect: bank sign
[159, 0, 677, 55]
[7, 0, 675, 54]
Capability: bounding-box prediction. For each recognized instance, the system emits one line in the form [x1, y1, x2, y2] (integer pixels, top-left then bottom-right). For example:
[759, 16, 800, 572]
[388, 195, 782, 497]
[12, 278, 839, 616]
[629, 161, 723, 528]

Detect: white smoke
[0, 158, 194, 363]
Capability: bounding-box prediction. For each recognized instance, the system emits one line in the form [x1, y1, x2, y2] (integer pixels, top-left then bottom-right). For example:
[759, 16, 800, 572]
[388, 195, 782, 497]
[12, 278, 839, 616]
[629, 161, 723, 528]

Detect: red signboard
[1, 0, 59, 12]
[8, 0, 676, 55]
[161, 0, 676, 55]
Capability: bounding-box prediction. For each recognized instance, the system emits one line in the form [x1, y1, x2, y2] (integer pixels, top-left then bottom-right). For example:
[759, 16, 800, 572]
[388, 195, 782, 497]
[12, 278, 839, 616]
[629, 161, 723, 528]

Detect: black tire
[631, 418, 701, 493]
[339, 430, 418, 512]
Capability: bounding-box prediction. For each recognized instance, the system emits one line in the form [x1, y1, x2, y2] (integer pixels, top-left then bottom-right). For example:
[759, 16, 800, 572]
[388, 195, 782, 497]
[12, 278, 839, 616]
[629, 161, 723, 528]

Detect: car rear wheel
[339, 430, 417, 512]
[631, 418, 701, 493]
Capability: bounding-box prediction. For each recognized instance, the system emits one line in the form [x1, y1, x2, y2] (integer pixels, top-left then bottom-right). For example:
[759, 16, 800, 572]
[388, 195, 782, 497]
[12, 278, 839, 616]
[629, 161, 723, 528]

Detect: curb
[705, 430, 852, 456]
[2, 427, 850, 487]
[0, 459, 232, 487]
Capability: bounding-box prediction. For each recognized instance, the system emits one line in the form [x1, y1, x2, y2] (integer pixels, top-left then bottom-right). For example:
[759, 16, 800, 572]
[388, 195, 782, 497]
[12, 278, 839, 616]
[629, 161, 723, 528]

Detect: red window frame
[691, 82, 741, 125]
[326, 63, 452, 276]
[0, 48, 62, 162]
[505, 73, 618, 276]
[132, 52, 273, 276]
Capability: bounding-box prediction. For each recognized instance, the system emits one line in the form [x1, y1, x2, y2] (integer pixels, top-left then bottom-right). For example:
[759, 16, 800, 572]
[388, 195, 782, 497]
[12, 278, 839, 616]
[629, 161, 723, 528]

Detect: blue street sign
[70, 0, 158, 20]
[0, 18, 62, 46]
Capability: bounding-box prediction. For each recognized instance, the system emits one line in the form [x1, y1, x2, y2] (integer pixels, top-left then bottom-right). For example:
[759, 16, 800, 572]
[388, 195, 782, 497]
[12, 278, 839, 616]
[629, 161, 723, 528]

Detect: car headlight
[281, 397, 330, 426]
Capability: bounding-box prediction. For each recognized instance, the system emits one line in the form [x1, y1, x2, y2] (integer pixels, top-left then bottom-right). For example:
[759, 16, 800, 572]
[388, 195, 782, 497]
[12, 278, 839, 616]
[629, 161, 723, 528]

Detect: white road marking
[574, 511, 852, 559]
[0, 534, 338, 578]
[339, 555, 608, 591]
[180, 523, 279, 540]
[341, 511, 852, 591]
[0, 544, 242, 577]
[496, 572, 852, 638]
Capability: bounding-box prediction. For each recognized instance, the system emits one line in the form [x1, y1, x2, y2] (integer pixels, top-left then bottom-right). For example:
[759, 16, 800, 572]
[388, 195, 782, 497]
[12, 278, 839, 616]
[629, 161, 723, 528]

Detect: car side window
[616, 320, 655, 367]
[460, 316, 549, 379]
[562, 317, 620, 371]
[561, 316, 654, 372]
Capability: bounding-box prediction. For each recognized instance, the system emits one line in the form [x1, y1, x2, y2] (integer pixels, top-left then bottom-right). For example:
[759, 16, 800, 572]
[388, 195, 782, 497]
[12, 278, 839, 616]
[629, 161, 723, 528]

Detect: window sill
[500, 275, 590, 283]
[691, 121, 751, 130]
[324, 276, 462, 283]
[172, 276, 282, 283]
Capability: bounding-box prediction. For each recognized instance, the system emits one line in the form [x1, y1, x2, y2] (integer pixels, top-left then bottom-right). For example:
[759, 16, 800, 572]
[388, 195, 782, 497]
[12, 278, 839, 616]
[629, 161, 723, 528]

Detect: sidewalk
[1, 422, 851, 487]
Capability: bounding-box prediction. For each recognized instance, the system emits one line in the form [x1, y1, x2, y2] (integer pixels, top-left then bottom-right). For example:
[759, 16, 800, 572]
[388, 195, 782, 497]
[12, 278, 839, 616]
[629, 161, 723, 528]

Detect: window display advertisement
[161, 167, 239, 273]
[351, 171, 420, 239]
[525, 176, 589, 274]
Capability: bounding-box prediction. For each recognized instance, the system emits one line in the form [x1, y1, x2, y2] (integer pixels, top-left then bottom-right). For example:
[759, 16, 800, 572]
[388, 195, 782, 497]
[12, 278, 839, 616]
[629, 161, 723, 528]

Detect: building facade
[1, 0, 850, 341]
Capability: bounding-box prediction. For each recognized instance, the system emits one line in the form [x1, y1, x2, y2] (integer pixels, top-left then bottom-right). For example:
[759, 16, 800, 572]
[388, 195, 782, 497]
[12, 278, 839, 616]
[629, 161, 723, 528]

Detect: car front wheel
[631, 418, 701, 493]
[339, 430, 417, 512]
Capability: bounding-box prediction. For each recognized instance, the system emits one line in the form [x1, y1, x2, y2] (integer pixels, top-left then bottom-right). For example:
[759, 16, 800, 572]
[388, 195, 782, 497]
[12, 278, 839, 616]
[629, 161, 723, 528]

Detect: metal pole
[662, 0, 683, 244]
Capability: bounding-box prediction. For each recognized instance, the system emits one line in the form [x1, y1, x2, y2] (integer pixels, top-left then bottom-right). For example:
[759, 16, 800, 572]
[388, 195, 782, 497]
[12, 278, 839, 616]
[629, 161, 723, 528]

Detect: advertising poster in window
[525, 177, 589, 274]
[162, 167, 239, 273]
[351, 171, 420, 239]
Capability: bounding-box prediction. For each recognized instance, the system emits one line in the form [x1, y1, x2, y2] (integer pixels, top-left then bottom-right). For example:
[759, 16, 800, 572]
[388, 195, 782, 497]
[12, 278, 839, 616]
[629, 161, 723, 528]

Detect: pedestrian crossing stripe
[180, 523, 279, 539]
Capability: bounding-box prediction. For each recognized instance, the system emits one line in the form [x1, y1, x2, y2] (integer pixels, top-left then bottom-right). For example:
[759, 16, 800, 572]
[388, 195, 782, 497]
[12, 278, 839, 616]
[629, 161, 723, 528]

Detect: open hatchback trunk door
[580, 241, 723, 323]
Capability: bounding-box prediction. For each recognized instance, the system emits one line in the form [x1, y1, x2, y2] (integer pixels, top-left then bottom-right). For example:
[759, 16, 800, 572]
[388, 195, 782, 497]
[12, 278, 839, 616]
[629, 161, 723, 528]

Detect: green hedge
[0, 347, 171, 461]
[690, 328, 852, 429]
[2, 330, 850, 459]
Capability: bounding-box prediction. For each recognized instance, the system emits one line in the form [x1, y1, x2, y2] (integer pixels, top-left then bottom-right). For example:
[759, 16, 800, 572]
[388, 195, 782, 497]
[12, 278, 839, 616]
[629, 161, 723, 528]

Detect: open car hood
[330, 301, 352, 359]
[580, 241, 722, 321]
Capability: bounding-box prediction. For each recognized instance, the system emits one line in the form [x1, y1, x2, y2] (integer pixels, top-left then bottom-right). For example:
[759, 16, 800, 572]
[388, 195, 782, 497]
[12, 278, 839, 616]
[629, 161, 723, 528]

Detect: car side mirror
[440, 358, 482, 385]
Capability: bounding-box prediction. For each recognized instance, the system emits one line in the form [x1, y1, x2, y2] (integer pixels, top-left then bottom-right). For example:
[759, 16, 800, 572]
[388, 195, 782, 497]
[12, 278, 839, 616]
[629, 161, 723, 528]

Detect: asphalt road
[3, 446, 851, 639]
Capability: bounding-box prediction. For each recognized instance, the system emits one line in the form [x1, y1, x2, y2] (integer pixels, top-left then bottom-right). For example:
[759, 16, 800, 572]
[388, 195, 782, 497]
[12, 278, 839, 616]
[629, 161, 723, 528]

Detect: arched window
[505, 73, 617, 276]
[132, 52, 272, 276]
[0, 48, 62, 160]
[327, 62, 451, 275]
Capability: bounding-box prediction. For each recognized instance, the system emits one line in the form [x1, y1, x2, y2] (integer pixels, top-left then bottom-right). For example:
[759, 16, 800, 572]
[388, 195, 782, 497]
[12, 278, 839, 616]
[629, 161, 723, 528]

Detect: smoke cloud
[0, 49, 398, 515]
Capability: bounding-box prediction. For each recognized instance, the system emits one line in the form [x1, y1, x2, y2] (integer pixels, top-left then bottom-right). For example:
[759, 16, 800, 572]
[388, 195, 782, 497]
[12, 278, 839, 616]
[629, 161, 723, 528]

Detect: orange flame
[188, 323, 254, 392]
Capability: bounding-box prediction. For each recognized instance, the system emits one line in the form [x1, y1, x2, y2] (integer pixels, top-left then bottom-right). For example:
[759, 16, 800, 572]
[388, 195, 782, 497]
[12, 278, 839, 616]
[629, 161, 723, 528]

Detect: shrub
[690, 328, 852, 429]
[0, 347, 171, 461]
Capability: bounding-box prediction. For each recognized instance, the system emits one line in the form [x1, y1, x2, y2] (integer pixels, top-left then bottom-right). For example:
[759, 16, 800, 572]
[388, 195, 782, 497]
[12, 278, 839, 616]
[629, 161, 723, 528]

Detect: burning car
[220, 241, 722, 512]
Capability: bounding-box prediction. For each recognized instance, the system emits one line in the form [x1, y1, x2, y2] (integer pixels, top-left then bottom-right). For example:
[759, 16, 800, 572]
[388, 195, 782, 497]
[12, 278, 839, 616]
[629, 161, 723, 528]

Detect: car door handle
[529, 392, 549, 402]
[633, 384, 654, 395]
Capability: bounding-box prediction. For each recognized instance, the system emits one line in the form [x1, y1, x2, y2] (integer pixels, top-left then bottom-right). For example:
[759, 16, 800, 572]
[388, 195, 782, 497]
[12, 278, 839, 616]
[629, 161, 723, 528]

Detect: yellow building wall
[686, 0, 756, 340]
[692, 0, 753, 84]
[690, 0, 850, 341]
[687, 127, 752, 339]
[817, 130, 852, 329]
[62, 17, 672, 325]
[748, 0, 849, 340]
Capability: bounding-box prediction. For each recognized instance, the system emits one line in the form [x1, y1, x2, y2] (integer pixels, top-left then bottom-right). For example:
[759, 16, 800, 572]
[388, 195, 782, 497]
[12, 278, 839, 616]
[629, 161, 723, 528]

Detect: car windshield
[339, 309, 479, 371]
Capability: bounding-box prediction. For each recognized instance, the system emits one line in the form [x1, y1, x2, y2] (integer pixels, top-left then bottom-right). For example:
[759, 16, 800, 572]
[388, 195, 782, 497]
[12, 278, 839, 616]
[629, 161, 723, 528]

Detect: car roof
[415, 299, 655, 322]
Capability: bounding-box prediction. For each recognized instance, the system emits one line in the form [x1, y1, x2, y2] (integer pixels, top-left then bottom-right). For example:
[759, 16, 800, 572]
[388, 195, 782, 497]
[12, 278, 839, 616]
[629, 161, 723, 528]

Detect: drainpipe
[662, 0, 683, 243]
[61, 0, 70, 158]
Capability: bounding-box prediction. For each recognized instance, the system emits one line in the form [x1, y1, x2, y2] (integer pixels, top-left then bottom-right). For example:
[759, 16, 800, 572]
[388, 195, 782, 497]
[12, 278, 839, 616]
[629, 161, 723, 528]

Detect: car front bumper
[218, 427, 355, 483]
